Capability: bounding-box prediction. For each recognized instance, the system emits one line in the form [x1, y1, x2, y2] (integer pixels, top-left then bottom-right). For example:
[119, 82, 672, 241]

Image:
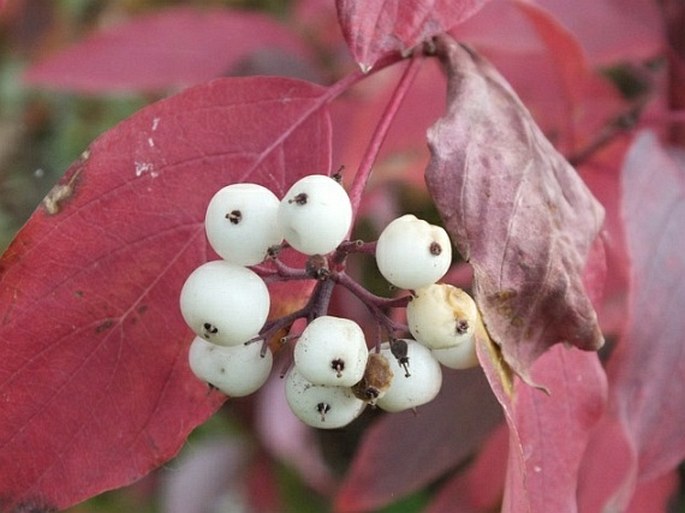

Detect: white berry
[407, 284, 478, 350]
[188, 336, 273, 397]
[205, 183, 282, 266]
[278, 174, 352, 255]
[432, 339, 479, 369]
[376, 339, 442, 412]
[375, 214, 452, 290]
[294, 315, 368, 387]
[285, 368, 366, 429]
[179, 261, 270, 346]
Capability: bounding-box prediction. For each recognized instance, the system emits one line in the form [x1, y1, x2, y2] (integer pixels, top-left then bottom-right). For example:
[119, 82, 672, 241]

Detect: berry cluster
[179, 173, 480, 429]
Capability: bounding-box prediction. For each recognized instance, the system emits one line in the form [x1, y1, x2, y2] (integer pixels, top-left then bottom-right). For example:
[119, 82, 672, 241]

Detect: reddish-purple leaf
[335, 368, 502, 513]
[23, 7, 313, 93]
[577, 416, 636, 513]
[425, 37, 604, 378]
[615, 132, 685, 480]
[0, 76, 331, 511]
[578, 131, 685, 512]
[336, 0, 491, 70]
[478, 341, 607, 513]
[161, 437, 248, 513]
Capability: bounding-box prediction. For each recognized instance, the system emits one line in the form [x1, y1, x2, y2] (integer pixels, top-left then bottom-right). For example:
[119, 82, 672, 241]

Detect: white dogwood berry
[188, 336, 273, 397]
[294, 315, 368, 387]
[179, 261, 270, 346]
[375, 214, 452, 290]
[376, 339, 442, 413]
[204, 183, 282, 266]
[278, 174, 352, 255]
[432, 339, 479, 369]
[407, 284, 478, 350]
[285, 368, 366, 429]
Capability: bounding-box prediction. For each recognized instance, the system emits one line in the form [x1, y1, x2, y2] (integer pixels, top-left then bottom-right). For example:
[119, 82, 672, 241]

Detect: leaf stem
[334, 272, 409, 339]
[323, 53, 410, 104]
[348, 53, 425, 216]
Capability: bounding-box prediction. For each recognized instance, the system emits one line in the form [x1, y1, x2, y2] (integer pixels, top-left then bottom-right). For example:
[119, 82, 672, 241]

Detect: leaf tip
[357, 61, 373, 74]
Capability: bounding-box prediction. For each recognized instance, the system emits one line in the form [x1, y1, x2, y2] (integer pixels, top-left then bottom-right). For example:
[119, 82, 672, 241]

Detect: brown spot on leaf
[42, 166, 83, 215]
[95, 319, 115, 334]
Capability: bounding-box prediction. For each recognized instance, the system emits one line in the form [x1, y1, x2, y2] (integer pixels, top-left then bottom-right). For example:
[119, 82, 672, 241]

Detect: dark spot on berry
[203, 322, 219, 337]
[316, 402, 331, 421]
[267, 244, 281, 258]
[331, 358, 345, 377]
[220, 367, 226, 374]
[429, 241, 442, 256]
[226, 209, 242, 224]
[456, 319, 470, 335]
[290, 192, 308, 205]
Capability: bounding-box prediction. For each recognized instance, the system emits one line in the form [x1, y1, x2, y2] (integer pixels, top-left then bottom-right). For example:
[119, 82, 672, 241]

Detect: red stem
[347, 53, 425, 216]
[324, 52, 410, 105]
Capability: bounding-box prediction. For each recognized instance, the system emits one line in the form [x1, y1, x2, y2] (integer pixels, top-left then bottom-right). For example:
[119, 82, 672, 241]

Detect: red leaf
[453, 0, 662, 66]
[534, 0, 663, 65]
[513, 0, 585, 104]
[23, 7, 313, 93]
[626, 471, 679, 513]
[579, 131, 685, 512]
[0, 76, 331, 511]
[336, 0, 491, 70]
[425, 37, 605, 378]
[335, 368, 502, 513]
[451, 0, 626, 155]
[331, 59, 446, 189]
[478, 342, 607, 513]
[577, 141, 632, 336]
[425, 423, 508, 513]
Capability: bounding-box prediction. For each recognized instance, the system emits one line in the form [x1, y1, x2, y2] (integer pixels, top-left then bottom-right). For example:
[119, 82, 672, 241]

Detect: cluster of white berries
[179, 173, 481, 430]
[180, 175, 351, 398]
